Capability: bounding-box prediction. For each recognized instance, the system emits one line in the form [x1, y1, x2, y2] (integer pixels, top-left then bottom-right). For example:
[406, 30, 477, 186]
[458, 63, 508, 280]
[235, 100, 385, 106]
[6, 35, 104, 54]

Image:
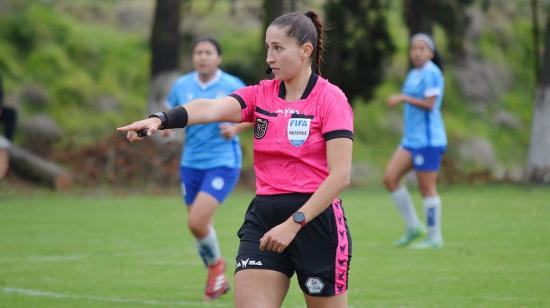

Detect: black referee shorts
[235, 193, 352, 297]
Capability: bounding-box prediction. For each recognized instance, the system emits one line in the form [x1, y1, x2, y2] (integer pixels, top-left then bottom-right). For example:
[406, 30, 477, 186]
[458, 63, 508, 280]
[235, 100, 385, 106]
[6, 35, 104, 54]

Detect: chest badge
[287, 118, 311, 147]
[254, 117, 269, 139]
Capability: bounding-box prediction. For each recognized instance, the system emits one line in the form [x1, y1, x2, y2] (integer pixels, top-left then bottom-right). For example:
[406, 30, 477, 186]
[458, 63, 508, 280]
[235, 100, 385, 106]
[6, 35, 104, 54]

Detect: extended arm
[117, 96, 242, 142]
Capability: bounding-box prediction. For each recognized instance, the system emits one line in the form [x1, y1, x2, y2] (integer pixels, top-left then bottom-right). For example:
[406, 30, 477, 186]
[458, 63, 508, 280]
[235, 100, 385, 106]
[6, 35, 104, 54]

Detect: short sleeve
[422, 68, 443, 98]
[320, 92, 354, 141]
[166, 82, 179, 109]
[231, 85, 259, 123]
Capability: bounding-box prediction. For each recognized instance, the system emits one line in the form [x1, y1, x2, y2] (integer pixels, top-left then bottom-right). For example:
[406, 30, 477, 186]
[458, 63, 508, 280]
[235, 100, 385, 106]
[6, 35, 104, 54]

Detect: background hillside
[0, 0, 541, 188]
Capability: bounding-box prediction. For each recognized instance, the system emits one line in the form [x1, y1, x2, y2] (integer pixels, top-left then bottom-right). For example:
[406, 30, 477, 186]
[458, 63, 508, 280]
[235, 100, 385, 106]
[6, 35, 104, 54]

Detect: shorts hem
[234, 265, 293, 279]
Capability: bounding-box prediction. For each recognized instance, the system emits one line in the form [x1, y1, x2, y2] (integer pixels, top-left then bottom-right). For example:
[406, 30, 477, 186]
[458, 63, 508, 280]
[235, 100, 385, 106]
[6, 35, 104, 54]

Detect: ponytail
[304, 11, 324, 75]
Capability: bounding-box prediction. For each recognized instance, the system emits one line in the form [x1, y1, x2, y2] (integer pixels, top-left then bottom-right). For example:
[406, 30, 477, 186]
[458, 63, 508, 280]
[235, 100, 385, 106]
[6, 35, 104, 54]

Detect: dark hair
[191, 37, 222, 55]
[270, 11, 324, 75]
[432, 50, 444, 72]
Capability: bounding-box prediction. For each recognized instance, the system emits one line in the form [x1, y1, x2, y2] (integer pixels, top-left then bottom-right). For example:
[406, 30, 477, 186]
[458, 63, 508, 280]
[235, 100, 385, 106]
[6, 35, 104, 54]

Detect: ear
[301, 42, 313, 59]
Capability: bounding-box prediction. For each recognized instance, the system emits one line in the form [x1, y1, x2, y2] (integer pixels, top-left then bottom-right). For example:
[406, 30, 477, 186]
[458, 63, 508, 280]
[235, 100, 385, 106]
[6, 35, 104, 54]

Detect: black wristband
[148, 112, 167, 129]
[164, 106, 189, 129]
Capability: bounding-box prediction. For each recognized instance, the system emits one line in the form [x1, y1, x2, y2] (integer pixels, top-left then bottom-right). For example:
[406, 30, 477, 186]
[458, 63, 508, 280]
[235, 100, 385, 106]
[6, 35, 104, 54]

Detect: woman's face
[265, 25, 312, 81]
[410, 39, 433, 68]
[192, 41, 221, 77]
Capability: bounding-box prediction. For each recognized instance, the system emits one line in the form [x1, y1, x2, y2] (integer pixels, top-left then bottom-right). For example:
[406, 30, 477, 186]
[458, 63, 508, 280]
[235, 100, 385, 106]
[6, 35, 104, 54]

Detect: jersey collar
[194, 69, 222, 90]
[278, 72, 318, 100]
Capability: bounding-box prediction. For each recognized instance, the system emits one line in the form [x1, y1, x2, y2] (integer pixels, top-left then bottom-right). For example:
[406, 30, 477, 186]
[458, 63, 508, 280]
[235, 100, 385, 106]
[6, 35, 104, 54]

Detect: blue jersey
[166, 69, 246, 169]
[401, 60, 447, 148]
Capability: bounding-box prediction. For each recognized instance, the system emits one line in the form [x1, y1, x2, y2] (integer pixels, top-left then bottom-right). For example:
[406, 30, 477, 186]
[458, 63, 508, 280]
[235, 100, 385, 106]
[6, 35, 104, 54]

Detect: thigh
[187, 192, 220, 226]
[384, 147, 413, 183]
[416, 171, 439, 197]
[304, 292, 347, 308]
[0, 149, 8, 180]
[234, 269, 290, 308]
[200, 167, 240, 204]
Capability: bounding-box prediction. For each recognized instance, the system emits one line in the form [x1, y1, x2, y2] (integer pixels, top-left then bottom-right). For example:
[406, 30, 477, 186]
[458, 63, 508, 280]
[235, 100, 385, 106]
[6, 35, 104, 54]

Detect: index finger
[117, 123, 143, 132]
[259, 236, 269, 252]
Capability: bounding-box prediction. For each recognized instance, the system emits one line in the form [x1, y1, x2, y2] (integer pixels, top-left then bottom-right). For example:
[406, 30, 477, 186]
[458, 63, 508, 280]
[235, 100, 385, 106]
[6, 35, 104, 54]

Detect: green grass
[1, 185, 549, 307]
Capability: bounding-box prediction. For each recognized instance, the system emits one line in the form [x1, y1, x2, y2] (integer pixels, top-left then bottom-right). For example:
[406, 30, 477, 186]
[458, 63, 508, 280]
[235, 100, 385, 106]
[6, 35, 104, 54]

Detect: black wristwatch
[292, 211, 306, 228]
[148, 112, 167, 129]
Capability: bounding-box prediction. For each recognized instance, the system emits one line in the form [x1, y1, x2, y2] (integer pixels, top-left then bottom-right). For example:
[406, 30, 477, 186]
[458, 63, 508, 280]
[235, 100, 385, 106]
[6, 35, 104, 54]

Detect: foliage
[322, 0, 395, 103]
[0, 1, 149, 145]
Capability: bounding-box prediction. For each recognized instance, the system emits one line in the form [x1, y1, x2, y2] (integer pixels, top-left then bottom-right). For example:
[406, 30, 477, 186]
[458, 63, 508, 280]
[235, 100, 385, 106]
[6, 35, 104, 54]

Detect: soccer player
[118, 11, 354, 308]
[164, 37, 249, 301]
[383, 33, 447, 249]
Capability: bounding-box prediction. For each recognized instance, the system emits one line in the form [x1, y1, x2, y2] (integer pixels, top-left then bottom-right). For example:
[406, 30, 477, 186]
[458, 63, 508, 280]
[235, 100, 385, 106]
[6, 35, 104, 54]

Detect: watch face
[293, 212, 305, 223]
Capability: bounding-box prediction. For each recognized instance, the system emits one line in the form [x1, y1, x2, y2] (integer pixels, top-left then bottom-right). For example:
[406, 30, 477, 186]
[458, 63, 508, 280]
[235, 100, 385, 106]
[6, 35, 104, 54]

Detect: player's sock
[196, 225, 222, 267]
[423, 195, 442, 242]
[391, 186, 421, 230]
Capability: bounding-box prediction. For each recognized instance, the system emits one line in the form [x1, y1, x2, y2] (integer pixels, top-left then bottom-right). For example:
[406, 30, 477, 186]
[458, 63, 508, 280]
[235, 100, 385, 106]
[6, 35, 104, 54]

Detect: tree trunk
[527, 11, 550, 183]
[148, 0, 182, 114]
[403, 0, 433, 37]
[8, 142, 72, 189]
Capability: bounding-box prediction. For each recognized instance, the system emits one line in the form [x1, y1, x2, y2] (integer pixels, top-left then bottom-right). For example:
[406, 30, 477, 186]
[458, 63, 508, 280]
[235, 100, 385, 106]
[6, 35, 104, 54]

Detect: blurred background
[0, 0, 548, 191]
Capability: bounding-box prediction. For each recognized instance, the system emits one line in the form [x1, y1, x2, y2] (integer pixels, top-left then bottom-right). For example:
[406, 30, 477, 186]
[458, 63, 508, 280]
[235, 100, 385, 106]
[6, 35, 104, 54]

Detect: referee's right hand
[117, 117, 162, 142]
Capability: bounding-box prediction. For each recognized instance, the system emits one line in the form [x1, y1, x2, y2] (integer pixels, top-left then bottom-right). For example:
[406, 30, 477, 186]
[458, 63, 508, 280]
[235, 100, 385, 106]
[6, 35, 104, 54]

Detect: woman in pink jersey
[118, 11, 354, 308]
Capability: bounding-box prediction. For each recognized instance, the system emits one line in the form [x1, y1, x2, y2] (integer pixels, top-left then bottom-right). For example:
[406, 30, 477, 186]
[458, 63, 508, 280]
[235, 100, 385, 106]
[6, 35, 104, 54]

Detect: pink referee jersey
[230, 74, 354, 195]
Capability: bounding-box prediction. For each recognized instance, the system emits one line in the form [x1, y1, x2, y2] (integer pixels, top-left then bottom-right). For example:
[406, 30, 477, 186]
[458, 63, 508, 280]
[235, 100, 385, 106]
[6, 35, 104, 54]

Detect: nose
[266, 49, 274, 64]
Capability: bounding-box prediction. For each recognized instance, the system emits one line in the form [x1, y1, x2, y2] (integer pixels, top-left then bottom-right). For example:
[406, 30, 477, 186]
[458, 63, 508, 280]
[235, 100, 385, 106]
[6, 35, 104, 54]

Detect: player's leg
[411, 147, 445, 249]
[383, 147, 424, 246]
[188, 167, 240, 300]
[0, 148, 8, 181]
[234, 269, 290, 308]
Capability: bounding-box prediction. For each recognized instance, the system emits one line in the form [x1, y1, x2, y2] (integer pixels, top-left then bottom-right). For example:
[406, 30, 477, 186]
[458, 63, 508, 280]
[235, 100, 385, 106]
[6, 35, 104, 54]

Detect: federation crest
[287, 118, 311, 147]
[305, 277, 325, 294]
[254, 117, 269, 139]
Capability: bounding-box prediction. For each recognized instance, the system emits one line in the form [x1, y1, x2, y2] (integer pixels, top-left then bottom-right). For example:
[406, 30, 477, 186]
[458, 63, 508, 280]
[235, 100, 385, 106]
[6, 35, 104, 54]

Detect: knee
[187, 217, 208, 238]
[382, 174, 398, 191]
[418, 185, 436, 197]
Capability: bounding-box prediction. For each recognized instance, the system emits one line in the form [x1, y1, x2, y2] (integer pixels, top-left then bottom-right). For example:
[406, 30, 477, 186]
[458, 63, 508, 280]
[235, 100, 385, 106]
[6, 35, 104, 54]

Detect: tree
[403, 0, 474, 58]
[527, 9, 550, 183]
[148, 0, 182, 114]
[322, 0, 395, 103]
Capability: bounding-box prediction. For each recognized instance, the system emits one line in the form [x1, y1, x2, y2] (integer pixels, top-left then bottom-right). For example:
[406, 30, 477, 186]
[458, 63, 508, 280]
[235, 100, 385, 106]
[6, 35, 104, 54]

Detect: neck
[284, 66, 313, 101]
[198, 71, 216, 83]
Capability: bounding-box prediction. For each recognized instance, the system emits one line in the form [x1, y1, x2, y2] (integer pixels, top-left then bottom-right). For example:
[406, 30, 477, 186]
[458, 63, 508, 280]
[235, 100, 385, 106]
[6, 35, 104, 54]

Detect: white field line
[2, 287, 230, 307]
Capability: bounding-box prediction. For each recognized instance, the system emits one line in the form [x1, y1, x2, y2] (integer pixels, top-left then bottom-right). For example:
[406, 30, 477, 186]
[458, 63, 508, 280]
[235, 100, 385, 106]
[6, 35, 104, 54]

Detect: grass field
[1, 184, 549, 307]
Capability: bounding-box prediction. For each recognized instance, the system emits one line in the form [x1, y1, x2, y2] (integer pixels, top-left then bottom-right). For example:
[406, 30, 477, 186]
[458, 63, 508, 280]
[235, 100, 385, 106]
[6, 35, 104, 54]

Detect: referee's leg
[234, 269, 290, 308]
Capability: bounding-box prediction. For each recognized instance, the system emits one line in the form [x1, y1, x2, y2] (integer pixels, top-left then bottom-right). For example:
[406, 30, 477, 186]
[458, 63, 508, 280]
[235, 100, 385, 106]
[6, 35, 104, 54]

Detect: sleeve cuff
[323, 130, 354, 141]
[424, 88, 441, 97]
[229, 94, 247, 109]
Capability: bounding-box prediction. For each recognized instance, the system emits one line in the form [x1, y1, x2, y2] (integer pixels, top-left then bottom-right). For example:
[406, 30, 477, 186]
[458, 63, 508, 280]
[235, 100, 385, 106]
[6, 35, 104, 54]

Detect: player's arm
[117, 96, 242, 142]
[259, 137, 353, 253]
[387, 93, 436, 110]
[220, 122, 253, 139]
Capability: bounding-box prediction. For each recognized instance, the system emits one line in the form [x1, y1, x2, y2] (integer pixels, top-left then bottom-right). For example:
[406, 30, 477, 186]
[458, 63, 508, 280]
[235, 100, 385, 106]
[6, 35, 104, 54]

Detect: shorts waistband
[255, 193, 313, 203]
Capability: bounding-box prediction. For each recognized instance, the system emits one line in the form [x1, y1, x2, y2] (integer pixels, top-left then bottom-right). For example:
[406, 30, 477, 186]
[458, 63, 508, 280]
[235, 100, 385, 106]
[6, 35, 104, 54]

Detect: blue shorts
[403, 146, 446, 172]
[179, 166, 240, 205]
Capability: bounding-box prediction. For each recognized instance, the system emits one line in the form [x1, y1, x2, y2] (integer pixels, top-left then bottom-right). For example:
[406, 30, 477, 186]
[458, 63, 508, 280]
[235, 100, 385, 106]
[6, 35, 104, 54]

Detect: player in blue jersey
[383, 33, 446, 249]
[165, 37, 250, 300]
